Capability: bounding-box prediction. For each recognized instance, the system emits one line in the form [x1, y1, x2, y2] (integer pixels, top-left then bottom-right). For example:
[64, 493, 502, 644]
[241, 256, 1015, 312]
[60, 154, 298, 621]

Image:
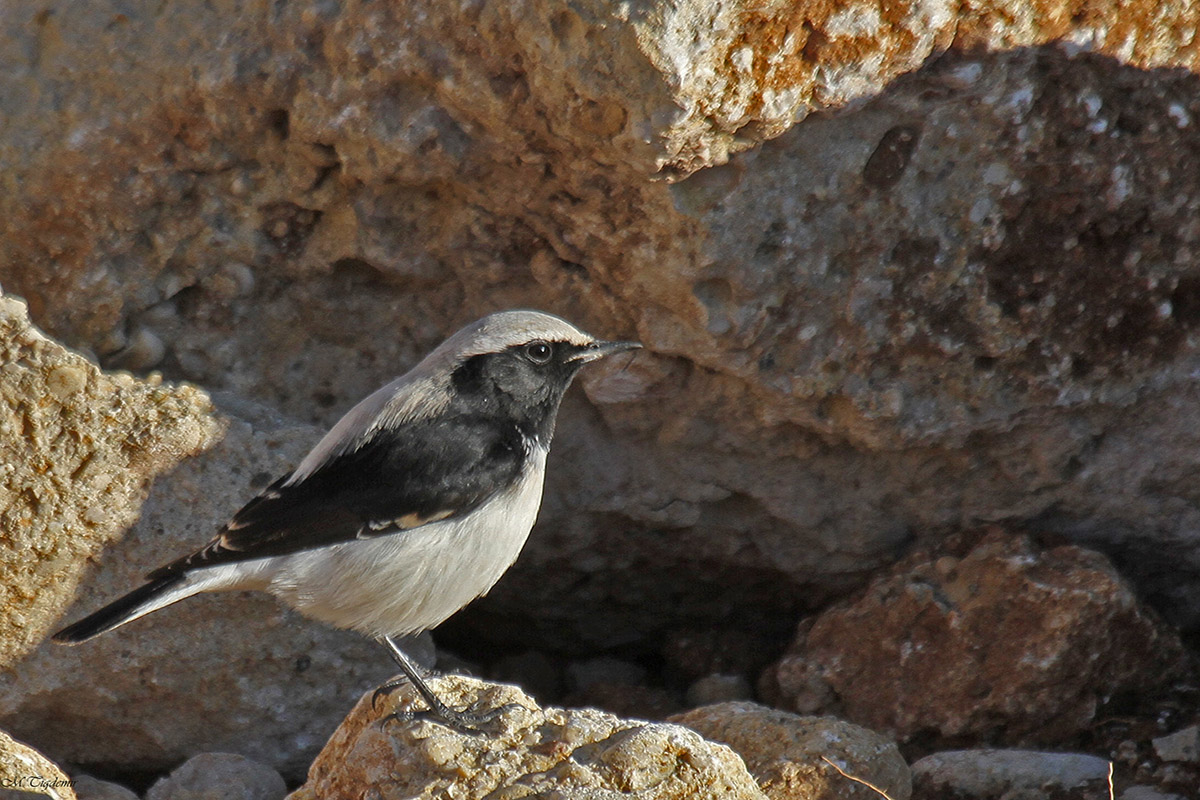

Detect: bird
[53, 309, 640, 732]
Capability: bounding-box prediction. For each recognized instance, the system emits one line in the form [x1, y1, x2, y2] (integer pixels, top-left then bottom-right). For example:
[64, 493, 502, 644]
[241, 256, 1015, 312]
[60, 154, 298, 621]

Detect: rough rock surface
[910, 749, 1113, 800]
[0, 292, 394, 778]
[71, 776, 139, 800]
[0, 729, 76, 800]
[0, 0, 1200, 661]
[670, 701, 911, 800]
[146, 753, 286, 800]
[290, 675, 767, 800]
[764, 530, 1186, 745]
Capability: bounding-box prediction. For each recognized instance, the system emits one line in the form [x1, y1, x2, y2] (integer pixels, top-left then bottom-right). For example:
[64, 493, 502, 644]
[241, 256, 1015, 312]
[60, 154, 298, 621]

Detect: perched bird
[53, 310, 639, 732]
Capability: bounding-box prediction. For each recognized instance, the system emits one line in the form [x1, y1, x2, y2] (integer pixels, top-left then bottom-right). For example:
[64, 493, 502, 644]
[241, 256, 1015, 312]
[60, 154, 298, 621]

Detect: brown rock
[289, 675, 767, 800]
[768, 531, 1186, 745]
[671, 701, 911, 800]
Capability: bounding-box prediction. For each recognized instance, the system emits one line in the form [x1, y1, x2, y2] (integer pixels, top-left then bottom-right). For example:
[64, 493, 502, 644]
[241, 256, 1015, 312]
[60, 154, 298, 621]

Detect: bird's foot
[383, 699, 524, 735]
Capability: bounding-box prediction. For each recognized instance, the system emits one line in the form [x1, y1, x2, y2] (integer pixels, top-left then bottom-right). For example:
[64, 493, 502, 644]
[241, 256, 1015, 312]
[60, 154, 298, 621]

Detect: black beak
[570, 340, 642, 363]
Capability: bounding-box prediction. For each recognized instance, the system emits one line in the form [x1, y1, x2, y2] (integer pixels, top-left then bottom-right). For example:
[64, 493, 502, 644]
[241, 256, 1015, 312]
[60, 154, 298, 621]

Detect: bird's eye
[524, 341, 553, 364]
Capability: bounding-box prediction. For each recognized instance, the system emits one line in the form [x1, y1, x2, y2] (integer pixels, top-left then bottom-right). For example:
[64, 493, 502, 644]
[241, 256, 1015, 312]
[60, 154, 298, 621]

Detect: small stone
[1152, 724, 1200, 763]
[46, 364, 88, 400]
[1121, 786, 1187, 800]
[671, 701, 911, 800]
[912, 749, 1111, 799]
[73, 774, 139, 800]
[146, 752, 286, 800]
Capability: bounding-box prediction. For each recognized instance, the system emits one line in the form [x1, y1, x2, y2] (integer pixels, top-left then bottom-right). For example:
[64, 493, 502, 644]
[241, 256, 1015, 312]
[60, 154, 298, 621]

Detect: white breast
[261, 446, 548, 639]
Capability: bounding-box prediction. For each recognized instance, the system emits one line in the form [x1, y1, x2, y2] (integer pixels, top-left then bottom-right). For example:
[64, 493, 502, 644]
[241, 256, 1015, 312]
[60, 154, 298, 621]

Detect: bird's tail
[52, 573, 190, 644]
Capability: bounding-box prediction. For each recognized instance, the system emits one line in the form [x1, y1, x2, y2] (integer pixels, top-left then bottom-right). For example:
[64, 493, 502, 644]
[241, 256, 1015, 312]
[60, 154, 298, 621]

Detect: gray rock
[71, 776, 138, 800]
[1152, 724, 1200, 763]
[911, 749, 1112, 799]
[1121, 787, 1187, 800]
[147, 753, 285, 800]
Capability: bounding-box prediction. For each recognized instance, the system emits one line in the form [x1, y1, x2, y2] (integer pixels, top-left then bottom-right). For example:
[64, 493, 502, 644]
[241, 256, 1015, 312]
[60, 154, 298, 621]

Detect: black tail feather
[51, 574, 185, 644]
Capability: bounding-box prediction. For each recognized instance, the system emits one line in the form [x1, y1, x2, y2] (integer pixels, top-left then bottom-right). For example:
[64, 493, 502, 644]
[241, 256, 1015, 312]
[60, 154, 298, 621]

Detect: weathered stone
[3, 0, 1200, 663]
[0, 293, 395, 778]
[289, 675, 767, 800]
[6, 0, 1200, 781]
[146, 753, 286, 800]
[671, 702, 911, 800]
[1153, 725, 1200, 764]
[767, 531, 1185, 745]
[0, 729, 76, 800]
[911, 749, 1113, 800]
[70, 776, 139, 800]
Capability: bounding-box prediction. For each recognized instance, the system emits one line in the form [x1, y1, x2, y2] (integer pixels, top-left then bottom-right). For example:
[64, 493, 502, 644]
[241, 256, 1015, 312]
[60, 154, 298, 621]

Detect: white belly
[262, 447, 547, 638]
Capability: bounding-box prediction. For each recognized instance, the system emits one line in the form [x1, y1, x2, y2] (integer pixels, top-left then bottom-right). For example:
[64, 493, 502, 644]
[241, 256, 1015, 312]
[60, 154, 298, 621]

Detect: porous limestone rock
[0, 729, 76, 800]
[289, 675, 767, 800]
[670, 701, 911, 800]
[764, 531, 1186, 745]
[0, 292, 394, 778]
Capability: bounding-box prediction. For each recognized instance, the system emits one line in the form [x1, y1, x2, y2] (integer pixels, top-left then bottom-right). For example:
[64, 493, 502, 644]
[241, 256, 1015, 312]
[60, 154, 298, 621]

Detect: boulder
[1, 1, 1200, 659]
[910, 749, 1113, 800]
[764, 531, 1186, 745]
[670, 701, 911, 800]
[289, 675, 767, 800]
[0, 729, 76, 800]
[0, 292, 395, 778]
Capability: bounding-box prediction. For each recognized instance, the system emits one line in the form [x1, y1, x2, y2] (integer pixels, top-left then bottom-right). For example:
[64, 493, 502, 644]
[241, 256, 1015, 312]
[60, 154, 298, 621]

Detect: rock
[767, 531, 1186, 745]
[911, 750, 1113, 800]
[1121, 787, 1187, 800]
[670, 701, 910, 800]
[146, 753, 286, 800]
[0, 729, 76, 800]
[289, 675, 767, 800]
[685, 674, 753, 708]
[0, 292, 395, 778]
[1152, 725, 1200, 764]
[1, 0, 1200, 666]
[0, 291, 221, 666]
[71, 776, 139, 800]
[6, 0, 1200, 765]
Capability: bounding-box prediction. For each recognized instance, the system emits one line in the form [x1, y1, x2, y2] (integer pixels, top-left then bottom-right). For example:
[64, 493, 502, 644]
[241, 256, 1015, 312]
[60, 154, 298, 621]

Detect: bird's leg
[374, 635, 516, 735]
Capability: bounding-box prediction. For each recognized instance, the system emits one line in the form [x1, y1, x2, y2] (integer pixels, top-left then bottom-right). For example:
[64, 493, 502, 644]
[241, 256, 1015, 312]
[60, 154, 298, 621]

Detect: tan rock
[766, 531, 1186, 745]
[0, 729, 76, 800]
[671, 702, 911, 800]
[0, 292, 396, 777]
[0, 291, 221, 665]
[290, 675, 767, 800]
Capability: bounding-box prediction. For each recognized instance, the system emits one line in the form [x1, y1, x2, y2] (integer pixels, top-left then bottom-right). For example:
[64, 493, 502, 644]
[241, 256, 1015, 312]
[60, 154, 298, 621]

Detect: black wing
[150, 414, 528, 576]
